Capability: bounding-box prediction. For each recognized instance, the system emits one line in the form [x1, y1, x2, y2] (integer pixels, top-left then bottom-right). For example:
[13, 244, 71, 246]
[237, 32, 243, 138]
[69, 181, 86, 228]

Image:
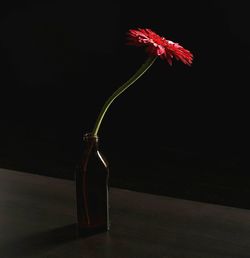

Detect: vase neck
[83, 133, 99, 149]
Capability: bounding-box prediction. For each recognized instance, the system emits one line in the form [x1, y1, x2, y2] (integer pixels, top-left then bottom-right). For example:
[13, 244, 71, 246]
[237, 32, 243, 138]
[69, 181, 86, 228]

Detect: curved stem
[92, 56, 157, 136]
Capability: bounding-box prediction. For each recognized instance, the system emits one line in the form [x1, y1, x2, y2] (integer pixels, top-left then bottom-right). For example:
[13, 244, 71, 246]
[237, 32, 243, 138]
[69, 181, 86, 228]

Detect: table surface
[1, 168, 250, 258]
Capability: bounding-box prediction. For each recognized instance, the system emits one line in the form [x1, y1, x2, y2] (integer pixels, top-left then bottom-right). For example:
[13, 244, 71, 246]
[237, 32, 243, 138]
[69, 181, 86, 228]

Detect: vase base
[77, 225, 109, 237]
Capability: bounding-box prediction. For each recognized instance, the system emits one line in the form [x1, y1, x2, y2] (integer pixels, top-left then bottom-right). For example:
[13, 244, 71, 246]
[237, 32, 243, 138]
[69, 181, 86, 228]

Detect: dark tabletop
[1, 168, 250, 258]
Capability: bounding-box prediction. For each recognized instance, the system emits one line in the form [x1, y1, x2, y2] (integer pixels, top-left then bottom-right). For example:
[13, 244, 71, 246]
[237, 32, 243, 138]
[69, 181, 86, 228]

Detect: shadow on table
[0, 223, 83, 257]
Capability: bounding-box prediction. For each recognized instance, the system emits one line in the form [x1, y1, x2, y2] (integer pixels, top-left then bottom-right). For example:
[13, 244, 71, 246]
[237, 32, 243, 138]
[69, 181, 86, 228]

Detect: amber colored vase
[75, 133, 110, 235]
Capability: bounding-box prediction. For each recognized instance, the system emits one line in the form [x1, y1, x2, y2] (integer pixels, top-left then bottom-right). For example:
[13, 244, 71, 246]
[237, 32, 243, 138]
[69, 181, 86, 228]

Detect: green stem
[92, 56, 157, 136]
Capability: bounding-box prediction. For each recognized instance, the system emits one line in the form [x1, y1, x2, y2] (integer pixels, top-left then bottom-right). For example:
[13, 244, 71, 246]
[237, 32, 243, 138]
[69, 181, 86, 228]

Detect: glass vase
[75, 133, 110, 236]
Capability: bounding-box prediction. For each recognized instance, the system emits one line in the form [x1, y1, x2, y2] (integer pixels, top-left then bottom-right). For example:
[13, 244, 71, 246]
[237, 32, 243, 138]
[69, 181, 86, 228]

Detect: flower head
[127, 28, 193, 66]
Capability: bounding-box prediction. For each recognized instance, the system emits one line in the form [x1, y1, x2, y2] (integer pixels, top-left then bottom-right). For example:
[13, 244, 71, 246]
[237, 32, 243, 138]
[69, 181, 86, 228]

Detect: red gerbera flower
[127, 28, 193, 66]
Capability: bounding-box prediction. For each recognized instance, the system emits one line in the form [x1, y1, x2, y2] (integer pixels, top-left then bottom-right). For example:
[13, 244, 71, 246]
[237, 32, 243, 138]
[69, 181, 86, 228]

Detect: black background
[0, 1, 245, 208]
